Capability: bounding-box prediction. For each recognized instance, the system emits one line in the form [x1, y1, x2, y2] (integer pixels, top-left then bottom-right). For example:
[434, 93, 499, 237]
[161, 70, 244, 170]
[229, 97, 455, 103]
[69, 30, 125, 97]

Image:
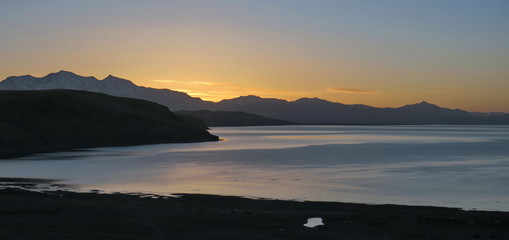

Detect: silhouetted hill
[0, 90, 218, 158]
[212, 96, 508, 125]
[213, 96, 378, 124]
[2, 71, 507, 125]
[489, 114, 509, 124]
[176, 110, 294, 127]
[471, 111, 507, 117]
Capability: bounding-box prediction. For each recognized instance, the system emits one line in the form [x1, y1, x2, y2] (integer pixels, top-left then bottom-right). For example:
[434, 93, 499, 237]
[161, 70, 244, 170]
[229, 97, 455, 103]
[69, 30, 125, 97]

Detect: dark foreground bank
[0, 180, 508, 240]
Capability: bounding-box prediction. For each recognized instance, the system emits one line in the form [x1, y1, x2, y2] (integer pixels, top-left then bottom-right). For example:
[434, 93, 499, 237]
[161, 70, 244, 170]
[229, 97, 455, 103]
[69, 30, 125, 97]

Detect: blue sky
[1, 0, 508, 111]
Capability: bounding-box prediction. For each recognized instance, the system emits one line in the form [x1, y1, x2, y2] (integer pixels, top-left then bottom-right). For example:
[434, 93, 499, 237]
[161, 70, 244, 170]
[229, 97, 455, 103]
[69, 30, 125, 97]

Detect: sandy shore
[0, 179, 508, 240]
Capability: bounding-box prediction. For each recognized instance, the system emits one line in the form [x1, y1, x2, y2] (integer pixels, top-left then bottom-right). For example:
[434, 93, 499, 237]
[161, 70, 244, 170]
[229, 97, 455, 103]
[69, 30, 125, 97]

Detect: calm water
[1, 125, 508, 211]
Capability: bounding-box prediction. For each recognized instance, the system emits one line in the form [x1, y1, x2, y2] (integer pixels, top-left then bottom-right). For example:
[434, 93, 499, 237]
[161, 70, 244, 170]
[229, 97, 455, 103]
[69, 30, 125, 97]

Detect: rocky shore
[0, 178, 508, 240]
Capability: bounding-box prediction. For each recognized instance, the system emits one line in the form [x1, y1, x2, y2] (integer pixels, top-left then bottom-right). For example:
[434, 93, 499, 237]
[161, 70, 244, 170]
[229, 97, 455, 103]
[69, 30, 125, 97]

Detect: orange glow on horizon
[1, 69, 507, 112]
[1, 2, 509, 112]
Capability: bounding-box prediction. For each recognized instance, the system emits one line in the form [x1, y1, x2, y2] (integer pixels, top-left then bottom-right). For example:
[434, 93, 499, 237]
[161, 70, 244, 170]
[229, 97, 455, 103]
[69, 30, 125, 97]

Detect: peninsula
[0, 89, 218, 158]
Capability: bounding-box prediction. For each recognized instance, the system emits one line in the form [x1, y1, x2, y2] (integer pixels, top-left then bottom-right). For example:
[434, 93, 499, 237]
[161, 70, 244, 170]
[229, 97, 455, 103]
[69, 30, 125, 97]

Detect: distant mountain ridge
[2, 71, 508, 125]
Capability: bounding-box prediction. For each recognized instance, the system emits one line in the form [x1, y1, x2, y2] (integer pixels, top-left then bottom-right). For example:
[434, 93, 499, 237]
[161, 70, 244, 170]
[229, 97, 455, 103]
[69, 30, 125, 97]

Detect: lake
[1, 125, 508, 211]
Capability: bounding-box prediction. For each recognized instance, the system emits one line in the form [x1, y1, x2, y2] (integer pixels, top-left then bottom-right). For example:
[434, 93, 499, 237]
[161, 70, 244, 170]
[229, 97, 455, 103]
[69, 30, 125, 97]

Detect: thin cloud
[152, 79, 310, 101]
[152, 79, 179, 84]
[153, 79, 220, 86]
[189, 81, 215, 86]
[326, 87, 375, 94]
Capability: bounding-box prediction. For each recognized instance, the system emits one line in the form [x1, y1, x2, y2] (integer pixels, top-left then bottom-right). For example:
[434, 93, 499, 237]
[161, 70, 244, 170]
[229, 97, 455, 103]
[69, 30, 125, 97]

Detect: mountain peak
[400, 101, 445, 111]
[219, 95, 288, 105]
[48, 70, 79, 77]
[3, 74, 34, 81]
[295, 97, 334, 104]
[224, 95, 265, 104]
[102, 75, 136, 86]
[417, 101, 432, 105]
[410, 101, 438, 107]
[239, 95, 262, 100]
[104, 74, 118, 79]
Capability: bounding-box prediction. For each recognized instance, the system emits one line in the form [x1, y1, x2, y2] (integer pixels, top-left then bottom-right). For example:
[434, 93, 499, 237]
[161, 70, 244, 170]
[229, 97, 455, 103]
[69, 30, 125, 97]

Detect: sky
[1, 0, 508, 112]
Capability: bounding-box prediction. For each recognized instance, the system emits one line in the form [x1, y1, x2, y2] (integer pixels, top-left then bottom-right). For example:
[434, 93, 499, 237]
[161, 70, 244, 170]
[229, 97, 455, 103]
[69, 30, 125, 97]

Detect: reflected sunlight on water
[0, 125, 508, 210]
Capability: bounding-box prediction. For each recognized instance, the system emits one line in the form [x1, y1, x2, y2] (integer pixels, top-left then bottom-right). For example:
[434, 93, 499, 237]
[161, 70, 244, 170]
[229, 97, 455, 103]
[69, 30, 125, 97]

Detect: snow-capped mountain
[0, 71, 212, 111]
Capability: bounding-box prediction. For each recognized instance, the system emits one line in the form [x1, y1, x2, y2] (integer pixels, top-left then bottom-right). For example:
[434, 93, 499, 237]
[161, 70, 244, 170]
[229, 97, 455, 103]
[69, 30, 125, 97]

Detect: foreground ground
[0, 181, 508, 240]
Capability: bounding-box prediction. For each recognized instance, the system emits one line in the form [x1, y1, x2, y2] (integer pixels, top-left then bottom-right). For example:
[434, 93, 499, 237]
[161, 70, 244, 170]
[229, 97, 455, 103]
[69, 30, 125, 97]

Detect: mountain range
[1, 71, 508, 125]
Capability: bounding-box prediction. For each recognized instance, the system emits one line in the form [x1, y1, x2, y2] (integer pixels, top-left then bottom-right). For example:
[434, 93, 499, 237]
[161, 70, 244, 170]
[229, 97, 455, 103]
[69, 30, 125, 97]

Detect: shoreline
[2, 177, 504, 212]
[0, 137, 219, 160]
[1, 178, 508, 239]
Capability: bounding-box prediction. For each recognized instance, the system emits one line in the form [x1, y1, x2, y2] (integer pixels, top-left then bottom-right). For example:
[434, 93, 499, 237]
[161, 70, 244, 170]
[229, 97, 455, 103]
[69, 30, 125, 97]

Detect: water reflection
[0, 125, 508, 211]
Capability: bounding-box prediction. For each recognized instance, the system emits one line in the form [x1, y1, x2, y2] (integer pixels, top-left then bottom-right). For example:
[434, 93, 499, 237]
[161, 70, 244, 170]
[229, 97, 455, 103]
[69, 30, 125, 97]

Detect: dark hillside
[176, 110, 294, 127]
[0, 90, 218, 158]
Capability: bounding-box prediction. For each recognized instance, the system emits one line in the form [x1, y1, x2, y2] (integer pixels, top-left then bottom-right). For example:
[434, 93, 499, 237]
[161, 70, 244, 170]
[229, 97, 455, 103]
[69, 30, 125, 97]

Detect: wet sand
[0, 179, 508, 240]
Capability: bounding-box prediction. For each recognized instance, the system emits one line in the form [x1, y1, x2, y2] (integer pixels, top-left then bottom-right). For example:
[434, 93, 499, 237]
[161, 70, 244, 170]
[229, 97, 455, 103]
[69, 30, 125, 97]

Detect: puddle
[304, 217, 324, 228]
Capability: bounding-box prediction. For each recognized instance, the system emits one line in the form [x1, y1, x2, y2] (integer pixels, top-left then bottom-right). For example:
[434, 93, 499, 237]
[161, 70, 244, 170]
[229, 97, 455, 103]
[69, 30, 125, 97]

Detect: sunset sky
[1, 1, 508, 112]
